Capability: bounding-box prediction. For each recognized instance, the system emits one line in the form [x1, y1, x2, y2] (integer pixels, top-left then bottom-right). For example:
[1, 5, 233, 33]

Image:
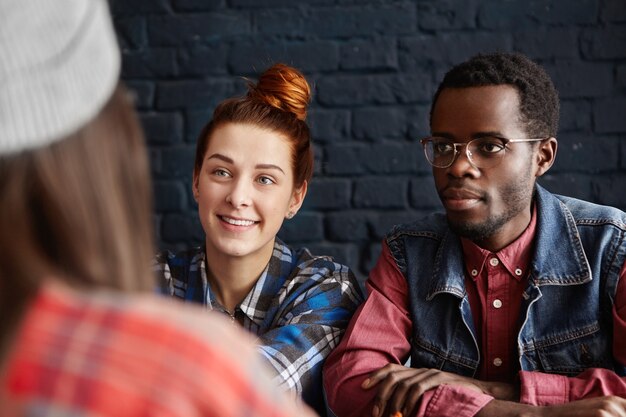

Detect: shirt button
[489, 258, 499, 267]
[515, 268, 523, 276]
[471, 269, 478, 277]
[493, 299, 502, 309]
[493, 358, 503, 367]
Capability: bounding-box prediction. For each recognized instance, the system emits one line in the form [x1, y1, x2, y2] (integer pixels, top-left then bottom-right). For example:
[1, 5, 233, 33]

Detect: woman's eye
[213, 169, 231, 177]
[257, 176, 275, 185]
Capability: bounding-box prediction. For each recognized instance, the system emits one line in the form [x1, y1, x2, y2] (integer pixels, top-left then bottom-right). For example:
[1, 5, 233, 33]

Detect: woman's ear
[192, 169, 200, 202]
[535, 137, 558, 178]
[286, 181, 308, 219]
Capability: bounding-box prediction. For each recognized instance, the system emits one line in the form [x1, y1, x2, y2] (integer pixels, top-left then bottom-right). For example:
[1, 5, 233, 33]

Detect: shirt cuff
[519, 371, 569, 405]
[423, 385, 493, 417]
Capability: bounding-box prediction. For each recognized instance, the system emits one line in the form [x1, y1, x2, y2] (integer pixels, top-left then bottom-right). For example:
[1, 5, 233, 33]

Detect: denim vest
[386, 185, 626, 378]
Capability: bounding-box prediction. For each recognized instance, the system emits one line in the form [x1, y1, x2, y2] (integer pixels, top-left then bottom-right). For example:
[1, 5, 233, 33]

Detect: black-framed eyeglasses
[420, 136, 547, 169]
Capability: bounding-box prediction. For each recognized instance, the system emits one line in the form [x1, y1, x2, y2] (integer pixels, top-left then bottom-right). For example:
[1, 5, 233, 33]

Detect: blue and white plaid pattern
[154, 238, 363, 414]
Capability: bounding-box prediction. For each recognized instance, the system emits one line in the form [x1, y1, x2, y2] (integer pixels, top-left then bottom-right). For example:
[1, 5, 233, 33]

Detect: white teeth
[221, 216, 255, 226]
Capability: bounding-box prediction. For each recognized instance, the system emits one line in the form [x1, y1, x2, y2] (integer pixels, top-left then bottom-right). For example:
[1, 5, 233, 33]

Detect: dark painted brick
[112, 0, 626, 284]
[126, 81, 155, 109]
[171, 0, 227, 11]
[551, 133, 619, 172]
[592, 174, 626, 210]
[113, 17, 147, 50]
[278, 212, 324, 242]
[185, 109, 213, 143]
[409, 176, 441, 209]
[110, 0, 171, 15]
[398, 33, 512, 70]
[313, 146, 323, 177]
[234, 0, 333, 6]
[337, 0, 391, 3]
[514, 28, 578, 60]
[161, 213, 204, 243]
[370, 210, 430, 239]
[478, 0, 599, 28]
[560, 100, 592, 132]
[255, 9, 305, 36]
[149, 149, 162, 176]
[154, 181, 188, 212]
[418, 0, 478, 30]
[229, 40, 339, 74]
[352, 107, 407, 141]
[353, 177, 408, 209]
[545, 61, 613, 98]
[326, 211, 373, 241]
[601, 0, 626, 23]
[148, 13, 250, 46]
[407, 105, 432, 140]
[308, 109, 350, 143]
[303, 3, 416, 38]
[183, 178, 196, 208]
[618, 65, 626, 89]
[140, 112, 184, 145]
[415, 151, 434, 174]
[363, 242, 383, 278]
[594, 97, 626, 133]
[304, 179, 351, 209]
[153, 214, 162, 242]
[178, 44, 229, 76]
[121, 48, 177, 78]
[359, 143, 421, 174]
[340, 38, 398, 71]
[582, 27, 626, 59]
[317, 74, 431, 106]
[538, 173, 593, 201]
[160, 146, 196, 179]
[324, 145, 366, 175]
[156, 79, 237, 110]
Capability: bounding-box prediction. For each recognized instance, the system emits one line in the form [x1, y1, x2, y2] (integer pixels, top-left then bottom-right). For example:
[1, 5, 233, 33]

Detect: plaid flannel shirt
[154, 238, 363, 415]
[0, 283, 317, 417]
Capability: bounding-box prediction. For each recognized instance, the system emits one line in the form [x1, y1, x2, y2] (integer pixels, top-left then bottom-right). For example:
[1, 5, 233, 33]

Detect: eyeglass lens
[423, 137, 507, 168]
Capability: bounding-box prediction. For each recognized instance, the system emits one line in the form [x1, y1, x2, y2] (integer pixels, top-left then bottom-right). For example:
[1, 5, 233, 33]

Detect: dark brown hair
[193, 63, 313, 189]
[0, 86, 155, 344]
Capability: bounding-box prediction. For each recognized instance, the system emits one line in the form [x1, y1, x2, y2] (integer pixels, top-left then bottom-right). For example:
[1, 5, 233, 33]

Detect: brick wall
[111, 0, 626, 282]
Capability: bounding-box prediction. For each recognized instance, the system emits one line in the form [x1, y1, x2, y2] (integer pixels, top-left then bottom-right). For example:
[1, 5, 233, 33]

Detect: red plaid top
[0, 283, 315, 417]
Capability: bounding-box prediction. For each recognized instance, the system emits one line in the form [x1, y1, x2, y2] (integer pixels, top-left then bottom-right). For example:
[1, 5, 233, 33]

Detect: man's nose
[446, 143, 479, 178]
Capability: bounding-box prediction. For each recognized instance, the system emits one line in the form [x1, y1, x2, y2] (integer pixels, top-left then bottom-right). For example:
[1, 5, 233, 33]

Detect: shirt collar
[461, 203, 537, 282]
[200, 239, 292, 327]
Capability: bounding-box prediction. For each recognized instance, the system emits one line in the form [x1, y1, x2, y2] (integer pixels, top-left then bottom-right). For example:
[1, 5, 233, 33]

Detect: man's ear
[535, 137, 558, 178]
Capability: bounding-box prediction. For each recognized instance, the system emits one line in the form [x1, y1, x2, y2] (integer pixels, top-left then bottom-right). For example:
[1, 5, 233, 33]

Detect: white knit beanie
[0, 0, 121, 155]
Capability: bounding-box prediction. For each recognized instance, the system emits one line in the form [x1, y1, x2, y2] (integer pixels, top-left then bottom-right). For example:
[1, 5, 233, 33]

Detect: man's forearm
[477, 396, 626, 417]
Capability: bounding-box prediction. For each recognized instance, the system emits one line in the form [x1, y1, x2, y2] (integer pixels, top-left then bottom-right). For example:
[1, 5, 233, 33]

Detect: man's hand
[361, 364, 517, 417]
[478, 396, 626, 417]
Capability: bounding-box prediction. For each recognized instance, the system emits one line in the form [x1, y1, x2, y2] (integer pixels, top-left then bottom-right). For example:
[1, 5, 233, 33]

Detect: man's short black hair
[430, 52, 560, 138]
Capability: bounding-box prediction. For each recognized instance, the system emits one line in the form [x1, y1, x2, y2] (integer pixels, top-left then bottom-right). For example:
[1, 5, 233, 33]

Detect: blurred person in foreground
[0, 1, 316, 416]
[324, 52, 626, 417]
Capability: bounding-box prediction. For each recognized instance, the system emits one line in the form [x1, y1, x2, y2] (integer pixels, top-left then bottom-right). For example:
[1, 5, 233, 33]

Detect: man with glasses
[324, 52, 626, 417]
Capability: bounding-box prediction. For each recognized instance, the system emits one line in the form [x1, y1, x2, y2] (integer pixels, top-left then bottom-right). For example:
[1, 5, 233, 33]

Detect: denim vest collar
[426, 184, 592, 301]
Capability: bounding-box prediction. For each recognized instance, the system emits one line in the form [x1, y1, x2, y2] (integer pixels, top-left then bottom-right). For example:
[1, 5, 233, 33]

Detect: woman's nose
[225, 179, 252, 208]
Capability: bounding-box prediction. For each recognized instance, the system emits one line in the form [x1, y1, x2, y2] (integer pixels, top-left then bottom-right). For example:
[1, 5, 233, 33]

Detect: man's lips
[440, 187, 485, 211]
[441, 188, 483, 200]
